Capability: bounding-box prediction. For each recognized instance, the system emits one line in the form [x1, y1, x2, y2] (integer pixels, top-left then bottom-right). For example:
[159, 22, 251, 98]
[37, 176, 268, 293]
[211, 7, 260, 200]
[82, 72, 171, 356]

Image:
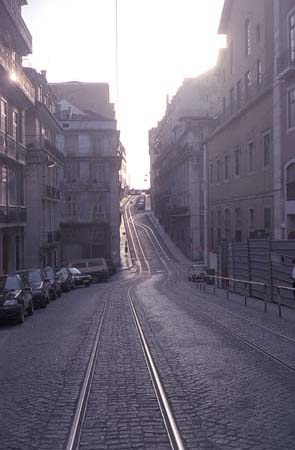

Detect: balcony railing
[168, 205, 190, 216]
[0, 205, 26, 223]
[277, 48, 295, 79]
[2, 0, 32, 53]
[62, 180, 109, 191]
[41, 230, 61, 246]
[0, 42, 34, 104]
[211, 72, 273, 133]
[0, 132, 27, 164]
[42, 184, 61, 200]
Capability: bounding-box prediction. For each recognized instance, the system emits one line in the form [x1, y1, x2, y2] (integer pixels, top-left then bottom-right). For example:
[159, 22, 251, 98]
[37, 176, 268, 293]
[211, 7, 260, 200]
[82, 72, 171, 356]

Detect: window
[256, 24, 261, 43]
[237, 79, 242, 108]
[264, 208, 271, 229]
[229, 42, 234, 75]
[65, 194, 79, 217]
[91, 164, 104, 183]
[248, 140, 254, 172]
[245, 71, 251, 97]
[15, 236, 21, 271]
[217, 210, 221, 241]
[0, 166, 7, 206]
[0, 99, 7, 134]
[289, 12, 295, 62]
[229, 88, 234, 115]
[210, 163, 214, 184]
[210, 211, 214, 249]
[225, 209, 231, 240]
[257, 59, 262, 88]
[234, 147, 241, 176]
[288, 88, 295, 129]
[263, 131, 271, 166]
[12, 110, 18, 141]
[225, 155, 230, 180]
[65, 161, 80, 183]
[249, 209, 254, 228]
[286, 163, 295, 201]
[8, 167, 17, 205]
[245, 19, 251, 55]
[216, 160, 221, 183]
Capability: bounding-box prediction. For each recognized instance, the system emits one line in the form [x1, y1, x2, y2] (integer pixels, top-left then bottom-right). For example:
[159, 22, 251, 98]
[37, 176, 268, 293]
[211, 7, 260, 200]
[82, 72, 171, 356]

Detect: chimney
[41, 70, 47, 80]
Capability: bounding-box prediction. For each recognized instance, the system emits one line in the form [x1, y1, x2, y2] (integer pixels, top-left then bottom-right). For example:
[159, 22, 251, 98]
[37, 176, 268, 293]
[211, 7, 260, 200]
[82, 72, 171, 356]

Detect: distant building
[150, 73, 220, 261]
[51, 82, 121, 266]
[119, 142, 128, 199]
[0, 0, 34, 273]
[207, 0, 275, 252]
[24, 68, 64, 268]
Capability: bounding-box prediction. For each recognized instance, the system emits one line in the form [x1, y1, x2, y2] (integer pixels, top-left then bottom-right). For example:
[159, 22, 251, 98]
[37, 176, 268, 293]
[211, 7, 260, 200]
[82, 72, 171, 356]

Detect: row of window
[209, 131, 271, 184]
[209, 207, 271, 246]
[0, 98, 23, 142]
[288, 87, 295, 129]
[65, 162, 106, 184]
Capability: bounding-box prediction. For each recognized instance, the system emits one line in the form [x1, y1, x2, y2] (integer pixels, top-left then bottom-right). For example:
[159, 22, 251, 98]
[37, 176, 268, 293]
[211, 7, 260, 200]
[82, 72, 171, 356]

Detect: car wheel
[28, 301, 34, 316]
[17, 305, 25, 324]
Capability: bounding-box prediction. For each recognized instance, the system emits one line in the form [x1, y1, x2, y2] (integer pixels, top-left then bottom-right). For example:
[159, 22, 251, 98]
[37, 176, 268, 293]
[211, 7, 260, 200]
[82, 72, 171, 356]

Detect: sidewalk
[119, 202, 133, 271]
[147, 210, 192, 266]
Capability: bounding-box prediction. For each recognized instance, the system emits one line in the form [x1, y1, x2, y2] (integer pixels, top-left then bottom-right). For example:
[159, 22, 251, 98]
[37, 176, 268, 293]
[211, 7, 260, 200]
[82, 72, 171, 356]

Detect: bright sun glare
[23, 0, 224, 188]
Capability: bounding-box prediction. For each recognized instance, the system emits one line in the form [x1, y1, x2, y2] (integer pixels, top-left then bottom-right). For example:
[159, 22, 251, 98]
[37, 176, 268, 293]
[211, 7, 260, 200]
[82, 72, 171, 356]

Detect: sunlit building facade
[24, 68, 64, 268]
[150, 74, 220, 261]
[207, 0, 275, 251]
[0, 0, 34, 273]
[52, 82, 121, 266]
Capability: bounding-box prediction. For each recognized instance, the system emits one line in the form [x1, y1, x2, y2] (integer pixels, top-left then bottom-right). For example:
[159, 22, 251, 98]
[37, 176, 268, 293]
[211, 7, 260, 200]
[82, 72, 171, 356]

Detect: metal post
[213, 278, 216, 295]
[278, 287, 282, 318]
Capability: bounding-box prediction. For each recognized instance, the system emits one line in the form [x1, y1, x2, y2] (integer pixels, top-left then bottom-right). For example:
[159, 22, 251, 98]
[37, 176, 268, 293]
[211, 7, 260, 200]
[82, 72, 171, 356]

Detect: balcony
[211, 72, 273, 134]
[0, 132, 27, 164]
[0, 205, 26, 224]
[41, 184, 61, 200]
[0, 42, 34, 104]
[41, 230, 61, 246]
[62, 180, 110, 192]
[277, 48, 295, 79]
[2, 0, 32, 54]
[168, 205, 190, 216]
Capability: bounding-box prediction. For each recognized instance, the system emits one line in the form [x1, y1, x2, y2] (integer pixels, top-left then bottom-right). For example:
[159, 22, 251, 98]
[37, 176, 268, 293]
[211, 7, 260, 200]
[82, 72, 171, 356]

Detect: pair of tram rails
[64, 198, 295, 450]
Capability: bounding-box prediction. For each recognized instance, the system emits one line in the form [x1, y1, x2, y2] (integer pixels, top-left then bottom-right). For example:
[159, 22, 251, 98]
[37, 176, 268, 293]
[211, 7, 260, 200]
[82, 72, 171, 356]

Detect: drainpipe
[203, 140, 208, 266]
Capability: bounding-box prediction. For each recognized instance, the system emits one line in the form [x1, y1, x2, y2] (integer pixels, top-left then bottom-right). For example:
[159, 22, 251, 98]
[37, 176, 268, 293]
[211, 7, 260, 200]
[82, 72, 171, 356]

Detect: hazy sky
[23, 0, 224, 188]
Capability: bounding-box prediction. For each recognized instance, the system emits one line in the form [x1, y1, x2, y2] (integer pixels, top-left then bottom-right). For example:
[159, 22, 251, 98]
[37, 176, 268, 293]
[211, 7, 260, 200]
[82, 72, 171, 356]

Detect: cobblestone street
[1, 208, 295, 449]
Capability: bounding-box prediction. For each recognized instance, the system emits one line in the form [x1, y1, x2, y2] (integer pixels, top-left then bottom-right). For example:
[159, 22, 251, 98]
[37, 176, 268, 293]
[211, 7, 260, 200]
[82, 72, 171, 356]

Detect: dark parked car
[0, 274, 34, 324]
[56, 268, 75, 292]
[44, 266, 62, 299]
[68, 268, 92, 287]
[23, 269, 50, 308]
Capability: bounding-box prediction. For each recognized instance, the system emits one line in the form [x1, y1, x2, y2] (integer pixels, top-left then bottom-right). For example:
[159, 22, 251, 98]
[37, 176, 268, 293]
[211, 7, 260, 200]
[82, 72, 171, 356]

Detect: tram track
[63, 200, 186, 450]
[133, 209, 295, 374]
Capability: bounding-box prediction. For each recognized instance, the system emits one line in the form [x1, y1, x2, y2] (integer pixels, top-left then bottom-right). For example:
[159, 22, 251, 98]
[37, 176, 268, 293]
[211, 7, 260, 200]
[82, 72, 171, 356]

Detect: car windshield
[88, 259, 103, 267]
[69, 268, 81, 275]
[0, 275, 21, 290]
[28, 270, 43, 282]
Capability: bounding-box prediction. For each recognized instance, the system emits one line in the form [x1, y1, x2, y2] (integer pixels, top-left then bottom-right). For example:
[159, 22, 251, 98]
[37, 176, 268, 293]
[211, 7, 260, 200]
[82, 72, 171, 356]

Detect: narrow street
[1, 198, 295, 450]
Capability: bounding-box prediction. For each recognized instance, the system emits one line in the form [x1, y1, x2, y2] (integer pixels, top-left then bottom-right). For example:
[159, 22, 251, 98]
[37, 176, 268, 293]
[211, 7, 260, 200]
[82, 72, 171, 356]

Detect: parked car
[56, 267, 75, 292]
[21, 269, 50, 308]
[68, 268, 92, 287]
[188, 265, 207, 282]
[70, 258, 109, 282]
[0, 274, 34, 324]
[44, 266, 62, 299]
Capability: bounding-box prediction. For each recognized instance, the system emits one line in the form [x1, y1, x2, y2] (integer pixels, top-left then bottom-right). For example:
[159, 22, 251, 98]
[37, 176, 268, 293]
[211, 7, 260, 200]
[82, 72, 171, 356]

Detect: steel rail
[128, 287, 185, 450]
[135, 217, 295, 374]
[124, 198, 142, 272]
[65, 296, 108, 450]
[125, 199, 150, 274]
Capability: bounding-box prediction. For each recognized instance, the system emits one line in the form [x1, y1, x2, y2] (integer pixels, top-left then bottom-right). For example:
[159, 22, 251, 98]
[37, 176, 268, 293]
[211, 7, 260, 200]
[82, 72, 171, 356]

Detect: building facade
[52, 82, 121, 266]
[24, 68, 64, 268]
[274, 0, 295, 240]
[207, 0, 275, 253]
[150, 74, 220, 261]
[0, 0, 34, 273]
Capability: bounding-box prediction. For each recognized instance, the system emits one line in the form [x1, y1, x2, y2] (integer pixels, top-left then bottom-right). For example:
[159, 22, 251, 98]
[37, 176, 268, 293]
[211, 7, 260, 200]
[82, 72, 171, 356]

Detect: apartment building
[24, 68, 64, 268]
[207, 0, 275, 252]
[150, 74, 220, 261]
[51, 82, 121, 266]
[274, 0, 295, 239]
[0, 0, 34, 273]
